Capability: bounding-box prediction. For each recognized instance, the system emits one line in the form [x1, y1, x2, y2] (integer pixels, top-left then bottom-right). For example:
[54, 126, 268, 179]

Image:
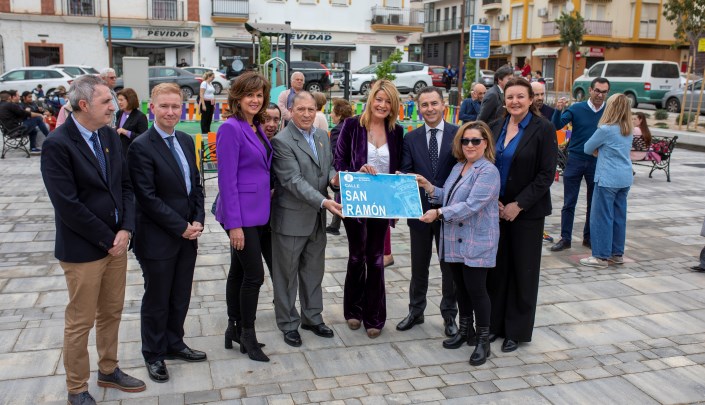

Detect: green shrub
[654, 109, 669, 120]
[654, 122, 669, 129]
[676, 112, 696, 124]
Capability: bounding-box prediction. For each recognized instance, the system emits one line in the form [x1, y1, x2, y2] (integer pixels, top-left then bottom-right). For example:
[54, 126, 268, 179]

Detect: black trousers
[226, 225, 272, 328]
[408, 221, 457, 319]
[139, 238, 197, 363]
[447, 262, 490, 327]
[487, 218, 544, 342]
[200, 101, 214, 134]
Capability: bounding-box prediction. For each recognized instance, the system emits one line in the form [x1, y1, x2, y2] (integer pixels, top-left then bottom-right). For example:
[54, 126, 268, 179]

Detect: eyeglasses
[591, 88, 609, 95]
[107, 76, 117, 80]
[461, 138, 484, 146]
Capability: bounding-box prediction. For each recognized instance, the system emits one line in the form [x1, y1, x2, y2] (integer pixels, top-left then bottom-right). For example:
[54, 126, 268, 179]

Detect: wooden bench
[631, 135, 678, 182]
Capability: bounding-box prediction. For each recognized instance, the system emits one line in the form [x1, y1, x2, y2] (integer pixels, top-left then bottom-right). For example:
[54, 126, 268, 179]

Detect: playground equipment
[244, 22, 292, 104]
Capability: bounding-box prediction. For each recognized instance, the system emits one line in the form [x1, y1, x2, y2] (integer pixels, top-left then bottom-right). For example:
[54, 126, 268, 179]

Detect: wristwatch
[437, 208, 444, 221]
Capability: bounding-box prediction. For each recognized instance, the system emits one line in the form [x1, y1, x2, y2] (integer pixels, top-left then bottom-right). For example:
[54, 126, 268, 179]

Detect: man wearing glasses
[549, 77, 610, 252]
[100, 68, 119, 128]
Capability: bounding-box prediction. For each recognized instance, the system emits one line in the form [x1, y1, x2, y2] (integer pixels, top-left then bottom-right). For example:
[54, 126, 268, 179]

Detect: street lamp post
[107, 0, 113, 68]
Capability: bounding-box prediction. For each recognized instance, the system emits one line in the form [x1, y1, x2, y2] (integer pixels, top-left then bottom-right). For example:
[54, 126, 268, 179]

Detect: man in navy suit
[127, 83, 206, 383]
[41, 75, 145, 405]
[398, 86, 459, 337]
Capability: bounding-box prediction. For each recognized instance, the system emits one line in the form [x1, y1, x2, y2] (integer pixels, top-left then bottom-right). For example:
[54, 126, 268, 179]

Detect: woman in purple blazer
[215, 72, 272, 362]
[334, 80, 404, 338]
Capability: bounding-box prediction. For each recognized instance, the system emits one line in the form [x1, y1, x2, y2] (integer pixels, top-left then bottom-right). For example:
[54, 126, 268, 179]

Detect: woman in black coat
[116, 88, 148, 157]
[487, 78, 558, 353]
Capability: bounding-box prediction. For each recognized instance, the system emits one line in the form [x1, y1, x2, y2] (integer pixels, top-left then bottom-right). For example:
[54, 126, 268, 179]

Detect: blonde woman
[333, 80, 404, 338]
[580, 94, 633, 268]
[199, 71, 216, 133]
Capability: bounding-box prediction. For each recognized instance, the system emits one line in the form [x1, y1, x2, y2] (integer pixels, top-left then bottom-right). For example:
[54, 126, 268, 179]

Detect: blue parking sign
[470, 24, 491, 59]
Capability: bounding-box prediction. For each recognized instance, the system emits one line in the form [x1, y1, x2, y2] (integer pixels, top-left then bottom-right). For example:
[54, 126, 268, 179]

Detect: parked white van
[572, 60, 681, 108]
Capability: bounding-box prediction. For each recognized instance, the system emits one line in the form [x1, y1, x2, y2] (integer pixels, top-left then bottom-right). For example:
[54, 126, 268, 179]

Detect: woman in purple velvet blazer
[334, 80, 404, 338]
[215, 72, 272, 362]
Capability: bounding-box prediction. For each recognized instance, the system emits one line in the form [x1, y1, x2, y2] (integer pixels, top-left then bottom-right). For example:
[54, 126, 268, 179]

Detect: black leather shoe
[396, 313, 424, 331]
[550, 239, 571, 252]
[283, 330, 302, 347]
[501, 338, 519, 353]
[443, 316, 458, 337]
[582, 238, 591, 248]
[165, 346, 207, 362]
[145, 360, 169, 383]
[67, 391, 96, 405]
[301, 323, 334, 338]
[488, 333, 498, 343]
[691, 266, 705, 272]
[325, 226, 340, 236]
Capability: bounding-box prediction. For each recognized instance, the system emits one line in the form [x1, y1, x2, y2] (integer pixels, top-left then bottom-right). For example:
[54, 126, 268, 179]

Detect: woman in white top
[312, 91, 329, 131]
[199, 71, 216, 133]
[333, 80, 404, 339]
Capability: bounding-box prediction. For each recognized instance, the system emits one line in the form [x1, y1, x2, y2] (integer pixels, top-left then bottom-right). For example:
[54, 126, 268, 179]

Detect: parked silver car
[114, 66, 202, 99]
[662, 79, 704, 114]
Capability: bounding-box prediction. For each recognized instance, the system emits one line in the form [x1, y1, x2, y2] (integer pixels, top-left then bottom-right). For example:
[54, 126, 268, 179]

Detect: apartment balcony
[371, 6, 425, 33]
[148, 0, 185, 21]
[425, 17, 463, 34]
[482, 0, 502, 12]
[65, 0, 97, 16]
[585, 20, 612, 37]
[212, 0, 248, 22]
[542, 21, 559, 36]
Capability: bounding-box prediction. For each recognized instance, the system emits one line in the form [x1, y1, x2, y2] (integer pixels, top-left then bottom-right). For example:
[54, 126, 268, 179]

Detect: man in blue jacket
[458, 83, 486, 123]
[550, 77, 610, 252]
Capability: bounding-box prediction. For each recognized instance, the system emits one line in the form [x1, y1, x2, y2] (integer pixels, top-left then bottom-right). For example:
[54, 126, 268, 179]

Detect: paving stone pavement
[1, 146, 705, 404]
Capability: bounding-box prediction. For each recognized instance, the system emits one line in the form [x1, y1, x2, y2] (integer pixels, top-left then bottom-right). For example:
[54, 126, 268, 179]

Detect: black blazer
[400, 121, 459, 231]
[116, 109, 148, 157]
[477, 85, 504, 125]
[127, 126, 205, 260]
[490, 113, 558, 220]
[40, 117, 135, 263]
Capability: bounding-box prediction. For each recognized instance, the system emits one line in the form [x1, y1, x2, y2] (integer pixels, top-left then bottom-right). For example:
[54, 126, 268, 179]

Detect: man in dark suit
[458, 83, 486, 124]
[127, 83, 206, 383]
[41, 75, 145, 405]
[477, 65, 514, 126]
[398, 86, 459, 337]
[531, 81, 555, 119]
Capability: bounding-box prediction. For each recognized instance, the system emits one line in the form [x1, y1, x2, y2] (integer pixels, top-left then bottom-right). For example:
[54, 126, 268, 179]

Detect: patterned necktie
[89, 132, 107, 181]
[307, 133, 318, 161]
[166, 136, 188, 183]
[429, 128, 439, 175]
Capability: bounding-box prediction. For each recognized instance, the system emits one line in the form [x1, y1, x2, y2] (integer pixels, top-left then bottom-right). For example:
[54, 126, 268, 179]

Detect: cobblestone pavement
[1, 146, 705, 405]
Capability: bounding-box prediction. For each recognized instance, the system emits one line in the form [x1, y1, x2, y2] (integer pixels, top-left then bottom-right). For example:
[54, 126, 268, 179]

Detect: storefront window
[28, 45, 61, 66]
[370, 47, 396, 64]
[301, 49, 350, 68]
[112, 47, 166, 76]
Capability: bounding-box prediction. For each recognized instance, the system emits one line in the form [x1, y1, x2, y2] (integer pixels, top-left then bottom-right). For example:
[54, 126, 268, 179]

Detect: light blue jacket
[584, 124, 633, 188]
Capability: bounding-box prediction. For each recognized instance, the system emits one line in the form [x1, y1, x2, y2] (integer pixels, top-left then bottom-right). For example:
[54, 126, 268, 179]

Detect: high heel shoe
[241, 327, 270, 362]
[225, 321, 264, 350]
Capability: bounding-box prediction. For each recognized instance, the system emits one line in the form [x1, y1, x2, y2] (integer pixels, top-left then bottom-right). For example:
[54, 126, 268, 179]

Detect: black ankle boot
[443, 317, 472, 349]
[224, 321, 237, 349]
[241, 327, 270, 362]
[470, 326, 491, 366]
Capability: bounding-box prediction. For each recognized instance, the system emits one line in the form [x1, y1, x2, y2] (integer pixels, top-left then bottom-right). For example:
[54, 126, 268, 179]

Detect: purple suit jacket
[333, 115, 404, 174]
[215, 117, 273, 230]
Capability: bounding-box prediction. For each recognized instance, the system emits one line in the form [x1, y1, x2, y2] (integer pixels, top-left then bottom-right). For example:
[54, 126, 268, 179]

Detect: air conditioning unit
[389, 14, 401, 24]
[478, 17, 488, 24]
[538, 8, 548, 17]
[497, 14, 506, 22]
[373, 15, 385, 24]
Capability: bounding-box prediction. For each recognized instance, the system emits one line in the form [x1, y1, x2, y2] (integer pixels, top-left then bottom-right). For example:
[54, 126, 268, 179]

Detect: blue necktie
[90, 132, 107, 181]
[166, 136, 188, 186]
[307, 133, 318, 161]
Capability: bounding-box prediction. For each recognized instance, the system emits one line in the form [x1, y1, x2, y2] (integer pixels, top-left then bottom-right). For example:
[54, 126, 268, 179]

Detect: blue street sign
[470, 24, 491, 59]
[340, 172, 423, 219]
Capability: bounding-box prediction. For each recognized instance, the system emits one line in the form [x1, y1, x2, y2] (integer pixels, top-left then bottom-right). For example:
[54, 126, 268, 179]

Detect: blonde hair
[598, 93, 633, 136]
[359, 80, 400, 131]
[451, 121, 496, 163]
[312, 91, 327, 111]
[202, 71, 215, 81]
[151, 83, 182, 100]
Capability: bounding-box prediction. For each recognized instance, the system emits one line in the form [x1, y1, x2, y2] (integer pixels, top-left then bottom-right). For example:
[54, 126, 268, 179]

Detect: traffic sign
[575, 51, 582, 60]
[469, 24, 491, 59]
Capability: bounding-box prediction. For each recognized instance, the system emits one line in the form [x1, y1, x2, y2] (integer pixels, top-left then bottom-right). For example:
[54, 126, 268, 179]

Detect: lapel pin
[105, 148, 109, 153]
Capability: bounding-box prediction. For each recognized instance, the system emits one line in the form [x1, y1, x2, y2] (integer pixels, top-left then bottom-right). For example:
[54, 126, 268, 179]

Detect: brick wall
[41, 0, 54, 15]
[187, 0, 199, 22]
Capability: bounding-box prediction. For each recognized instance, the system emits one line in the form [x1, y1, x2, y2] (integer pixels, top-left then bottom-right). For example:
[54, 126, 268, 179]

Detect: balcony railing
[371, 6, 424, 27]
[542, 21, 559, 36]
[425, 17, 462, 33]
[149, 0, 184, 21]
[490, 28, 499, 41]
[212, 0, 248, 17]
[482, 0, 502, 8]
[66, 0, 96, 16]
[585, 20, 612, 36]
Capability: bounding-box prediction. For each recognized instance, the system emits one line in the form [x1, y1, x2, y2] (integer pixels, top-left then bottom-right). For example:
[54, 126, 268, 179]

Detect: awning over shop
[109, 40, 194, 49]
[215, 40, 255, 49]
[292, 43, 356, 51]
[532, 47, 562, 58]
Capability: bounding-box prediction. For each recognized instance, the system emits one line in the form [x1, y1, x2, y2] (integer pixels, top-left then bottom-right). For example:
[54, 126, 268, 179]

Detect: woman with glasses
[487, 78, 558, 353]
[334, 80, 404, 339]
[416, 121, 500, 366]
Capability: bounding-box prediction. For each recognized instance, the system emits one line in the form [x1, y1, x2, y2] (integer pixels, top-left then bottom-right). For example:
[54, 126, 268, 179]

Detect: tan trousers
[60, 252, 127, 394]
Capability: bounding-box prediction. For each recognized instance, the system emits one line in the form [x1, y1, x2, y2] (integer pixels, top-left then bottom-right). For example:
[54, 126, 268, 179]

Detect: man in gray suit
[270, 91, 343, 347]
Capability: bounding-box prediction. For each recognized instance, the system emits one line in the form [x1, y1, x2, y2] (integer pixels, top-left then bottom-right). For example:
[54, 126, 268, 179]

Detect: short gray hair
[291, 71, 304, 81]
[68, 75, 107, 111]
[292, 91, 314, 107]
[99, 67, 115, 79]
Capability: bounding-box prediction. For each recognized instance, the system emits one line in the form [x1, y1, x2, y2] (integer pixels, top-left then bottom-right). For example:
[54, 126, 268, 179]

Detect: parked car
[350, 62, 432, 95]
[114, 66, 202, 99]
[480, 69, 495, 87]
[48, 64, 99, 77]
[0, 67, 74, 96]
[572, 60, 681, 108]
[662, 79, 705, 114]
[289, 61, 332, 93]
[429, 65, 446, 87]
[182, 66, 230, 95]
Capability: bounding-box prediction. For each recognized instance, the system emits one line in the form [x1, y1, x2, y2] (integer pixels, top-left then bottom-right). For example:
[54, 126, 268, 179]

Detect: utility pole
[457, 0, 465, 108]
[107, 0, 113, 68]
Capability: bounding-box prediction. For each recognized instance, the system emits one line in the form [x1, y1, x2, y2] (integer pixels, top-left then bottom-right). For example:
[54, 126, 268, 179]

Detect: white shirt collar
[587, 98, 605, 113]
[425, 120, 444, 134]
